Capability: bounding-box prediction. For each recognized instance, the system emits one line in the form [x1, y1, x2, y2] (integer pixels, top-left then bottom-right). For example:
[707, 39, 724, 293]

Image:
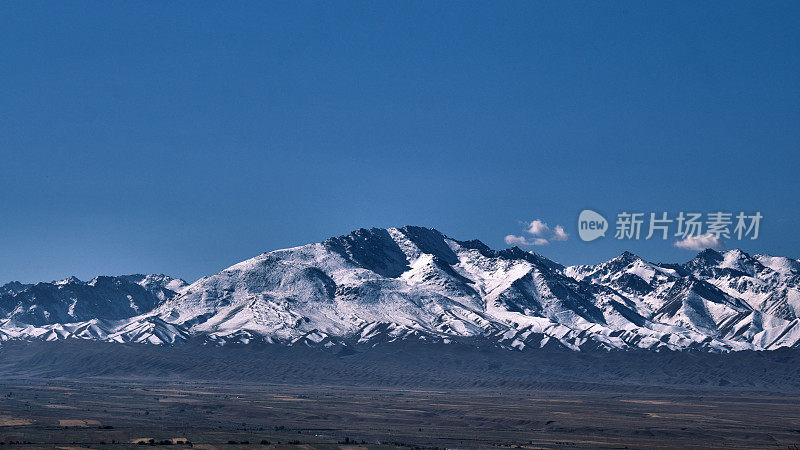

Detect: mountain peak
[718, 249, 758, 275]
[617, 251, 641, 261]
[55, 276, 82, 285]
[3, 226, 800, 352]
[0, 274, 185, 327]
[755, 254, 800, 275]
[724, 248, 750, 258]
[454, 238, 493, 254]
[597, 251, 643, 269]
[692, 248, 724, 264]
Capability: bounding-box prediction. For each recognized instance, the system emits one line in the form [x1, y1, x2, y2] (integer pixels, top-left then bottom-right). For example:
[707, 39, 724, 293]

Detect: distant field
[0, 341, 799, 448]
[1, 379, 800, 448]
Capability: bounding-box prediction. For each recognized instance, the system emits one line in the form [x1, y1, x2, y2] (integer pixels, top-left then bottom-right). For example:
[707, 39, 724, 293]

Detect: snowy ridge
[0, 274, 187, 326]
[0, 226, 798, 352]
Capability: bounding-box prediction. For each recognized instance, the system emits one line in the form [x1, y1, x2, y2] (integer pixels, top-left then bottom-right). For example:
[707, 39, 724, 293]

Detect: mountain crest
[1, 226, 798, 352]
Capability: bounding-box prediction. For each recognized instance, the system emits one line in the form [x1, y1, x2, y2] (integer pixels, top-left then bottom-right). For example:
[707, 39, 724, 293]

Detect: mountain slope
[0, 227, 797, 352]
[0, 274, 187, 326]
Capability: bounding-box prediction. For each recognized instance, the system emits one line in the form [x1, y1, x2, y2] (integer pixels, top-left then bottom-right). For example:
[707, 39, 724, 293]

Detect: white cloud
[674, 233, 724, 251]
[506, 218, 569, 247]
[504, 235, 528, 246]
[551, 225, 569, 241]
[504, 235, 550, 246]
[526, 220, 551, 236]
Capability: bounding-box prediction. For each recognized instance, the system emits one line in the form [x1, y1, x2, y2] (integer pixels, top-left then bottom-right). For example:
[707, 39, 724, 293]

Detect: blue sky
[1, 2, 799, 283]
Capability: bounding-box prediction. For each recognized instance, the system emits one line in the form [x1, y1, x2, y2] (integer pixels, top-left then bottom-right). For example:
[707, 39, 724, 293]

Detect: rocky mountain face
[0, 274, 187, 326]
[0, 274, 189, 343]
[1, 226, 798, 351]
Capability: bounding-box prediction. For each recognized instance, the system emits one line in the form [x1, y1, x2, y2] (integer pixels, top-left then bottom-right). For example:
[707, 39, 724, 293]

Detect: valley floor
[0, 379, 799, 449]
[0, 341, 799, 448]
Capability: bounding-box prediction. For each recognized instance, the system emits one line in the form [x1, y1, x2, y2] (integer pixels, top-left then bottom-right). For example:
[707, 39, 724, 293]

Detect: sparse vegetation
[0, 375, 798, 448]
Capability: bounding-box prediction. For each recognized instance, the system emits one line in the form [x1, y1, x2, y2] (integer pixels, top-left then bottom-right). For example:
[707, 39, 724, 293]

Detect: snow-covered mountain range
[2, 226, 799, 351]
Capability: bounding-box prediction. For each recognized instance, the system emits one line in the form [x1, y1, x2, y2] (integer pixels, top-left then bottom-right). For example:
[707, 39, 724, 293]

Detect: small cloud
[504, 235, 549, 246]
[526, 220, 551, 236]
[504, 234, 528, 246]
[674, 233, 724, 251]
[551, 225, 569, 241]
[506, 218, 568, 247]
